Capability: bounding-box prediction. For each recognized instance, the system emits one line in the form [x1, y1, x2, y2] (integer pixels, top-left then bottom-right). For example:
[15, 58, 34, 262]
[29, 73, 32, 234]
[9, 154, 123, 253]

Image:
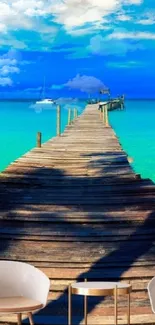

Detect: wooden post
[121, 102, 124, 109]
[100, 107, 102, 120]
[136, 173, 141, 180]
[105, 105, 109, 127]
[68, 108, 71, 125]
[102, 107, 105, 124]
[37, 132, 41, 148]
[114, 285, 118, 325]
[84, 278, 87, 325]
[57, 105, 61, 136]
[74, 108, 77, 120]
[68, 284, 72, 325]
[128, 291, 131, 325]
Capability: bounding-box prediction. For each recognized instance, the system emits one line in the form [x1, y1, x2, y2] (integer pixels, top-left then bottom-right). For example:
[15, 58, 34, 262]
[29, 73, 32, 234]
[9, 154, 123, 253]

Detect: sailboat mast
[43, 76, 46, 99]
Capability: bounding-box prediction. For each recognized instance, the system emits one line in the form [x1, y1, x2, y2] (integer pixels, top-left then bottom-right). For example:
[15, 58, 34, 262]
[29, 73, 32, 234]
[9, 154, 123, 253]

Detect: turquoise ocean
[109, 100, 155, 181]
[0, 99, 155, 182]
[0, 100, 85, 172]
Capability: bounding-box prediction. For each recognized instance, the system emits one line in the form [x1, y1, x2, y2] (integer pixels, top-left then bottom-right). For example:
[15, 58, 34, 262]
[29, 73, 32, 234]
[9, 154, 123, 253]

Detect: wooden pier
[0, 104, 155, 325]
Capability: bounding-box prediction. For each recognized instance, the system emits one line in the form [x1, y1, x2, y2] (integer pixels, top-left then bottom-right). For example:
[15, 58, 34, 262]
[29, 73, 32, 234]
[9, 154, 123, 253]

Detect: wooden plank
[0, 103, 155, 325]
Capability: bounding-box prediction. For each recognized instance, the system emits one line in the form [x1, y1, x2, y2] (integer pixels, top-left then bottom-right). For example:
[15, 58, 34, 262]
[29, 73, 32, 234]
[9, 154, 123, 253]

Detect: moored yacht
[36, 98, 55, 104]
[35, 77, 55, 104]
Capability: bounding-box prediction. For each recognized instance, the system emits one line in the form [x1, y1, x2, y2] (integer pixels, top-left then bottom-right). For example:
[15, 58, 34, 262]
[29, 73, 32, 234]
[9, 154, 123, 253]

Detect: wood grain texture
[0, 103, 155, 325]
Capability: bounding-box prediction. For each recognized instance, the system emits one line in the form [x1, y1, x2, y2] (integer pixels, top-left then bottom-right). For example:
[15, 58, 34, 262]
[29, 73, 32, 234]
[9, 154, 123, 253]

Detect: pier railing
[36, 103, 113, 148]
[37, 106, 79, 148]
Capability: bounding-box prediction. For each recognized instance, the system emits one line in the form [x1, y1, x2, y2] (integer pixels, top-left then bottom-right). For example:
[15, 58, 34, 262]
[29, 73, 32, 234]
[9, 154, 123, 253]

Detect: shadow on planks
[0, 151, 155, 324]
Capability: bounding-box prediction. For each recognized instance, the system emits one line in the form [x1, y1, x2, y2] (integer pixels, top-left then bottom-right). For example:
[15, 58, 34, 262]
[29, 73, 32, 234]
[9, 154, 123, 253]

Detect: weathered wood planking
[0, 103, 155, 325]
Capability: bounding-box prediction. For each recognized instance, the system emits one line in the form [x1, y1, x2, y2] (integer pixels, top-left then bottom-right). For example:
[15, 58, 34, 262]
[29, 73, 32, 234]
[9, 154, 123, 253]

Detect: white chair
[148, 277, 155, 314]
[0, 260, 50, 325]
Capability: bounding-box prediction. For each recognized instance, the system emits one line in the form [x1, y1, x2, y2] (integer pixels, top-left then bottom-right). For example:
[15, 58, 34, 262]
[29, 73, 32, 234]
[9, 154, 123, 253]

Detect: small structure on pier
[87, 86, 125, 111]
[99, 95, 125, 111]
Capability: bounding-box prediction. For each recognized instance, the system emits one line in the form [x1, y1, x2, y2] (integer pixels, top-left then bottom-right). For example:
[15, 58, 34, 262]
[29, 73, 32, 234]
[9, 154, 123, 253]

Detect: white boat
[36, 98, 54, 104]
[36, 77, 55, 105]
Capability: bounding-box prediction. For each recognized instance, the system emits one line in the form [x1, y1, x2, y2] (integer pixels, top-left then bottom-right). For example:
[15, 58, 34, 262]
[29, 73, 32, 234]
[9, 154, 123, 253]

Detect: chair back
[148, 277, 155, 313]
[0, 261, 50, 306]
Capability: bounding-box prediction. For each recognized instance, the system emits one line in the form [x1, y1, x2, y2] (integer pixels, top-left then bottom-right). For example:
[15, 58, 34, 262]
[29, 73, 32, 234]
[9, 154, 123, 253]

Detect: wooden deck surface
[0, 104, 155, 324]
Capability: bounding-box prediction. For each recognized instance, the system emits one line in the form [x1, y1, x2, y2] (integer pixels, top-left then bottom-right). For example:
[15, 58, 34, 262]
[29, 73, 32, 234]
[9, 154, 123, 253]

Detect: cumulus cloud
[126, 0, 142, 3]
[0, 1, 56, 34]
[0, 0, 58, 50]
[50, 0, 144, 34]
[0, 77, 12, 86]
[0, 50, 21, 86]
[139, 18, 155, 25]
[0, 66, 20, 76]
[117, 14, 132, 21]
[0, 0, 145, 50]
[51, 0, 120, 33]
[88, 34, 141, 56]
[137, 12, 155, 25]
[108, 31, 155, 40]
[65, 74, 106, 94]
[0, 0, 144, 35]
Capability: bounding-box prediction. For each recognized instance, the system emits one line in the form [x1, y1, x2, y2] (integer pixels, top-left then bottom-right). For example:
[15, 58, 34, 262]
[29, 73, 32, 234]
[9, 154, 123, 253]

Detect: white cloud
[0, 77, 12, 86]
[0, 1, 32, 31]
[69, 22, 110, 36]
[108, 31, 155, 40]
[126, 0, 142, 3]
[0, 50, 21, 87]
[65, 74, 106, 93]
[0, 58, 17, 67]
[0, 65, 20, 76]
[138, 12, 155, 25]
[106, 60, 146, 68]
[50, 0, 144, 34]
[51, 0, 120, 32]
[0, 0, 145, 49]
[0, 23, 7, 33]
[0, 0, 56, 33]
[0, 0, 58, 50]
[88, 34, 141, 56]
[117, 14, 132, 21]
[139, 18, 155, 25]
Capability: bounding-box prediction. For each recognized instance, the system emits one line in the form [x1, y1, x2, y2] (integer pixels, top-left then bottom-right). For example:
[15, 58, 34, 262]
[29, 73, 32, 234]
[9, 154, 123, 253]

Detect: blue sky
[0, 0, 154, 98]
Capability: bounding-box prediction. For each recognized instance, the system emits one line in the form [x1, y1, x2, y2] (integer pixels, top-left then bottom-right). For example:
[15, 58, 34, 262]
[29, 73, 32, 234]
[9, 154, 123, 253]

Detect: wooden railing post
[84, 278, 87, 325]
[100, 107, 102, 120]
[105, 105, 109, 127]
[37, 132, 41, 148]
[57, 105, 61, 136]
[74, 108, 77, 120]
[68, 108, 71, 125]
[102, 107, 105, 124]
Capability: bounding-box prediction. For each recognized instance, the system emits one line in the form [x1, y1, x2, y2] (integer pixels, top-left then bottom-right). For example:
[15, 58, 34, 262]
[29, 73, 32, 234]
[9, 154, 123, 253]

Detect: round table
[68, 280, 132, 325]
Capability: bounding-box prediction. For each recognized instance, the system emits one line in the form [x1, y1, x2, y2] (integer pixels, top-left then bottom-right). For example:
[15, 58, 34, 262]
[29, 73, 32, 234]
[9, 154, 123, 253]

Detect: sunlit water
[0, 100, 85, 171]
[109, 100, 155, 182]
[0, 99, 155, 182]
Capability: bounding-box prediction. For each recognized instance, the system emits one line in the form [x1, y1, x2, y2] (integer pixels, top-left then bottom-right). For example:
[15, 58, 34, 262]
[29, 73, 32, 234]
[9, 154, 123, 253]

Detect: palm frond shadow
[0, 150, 155, 324]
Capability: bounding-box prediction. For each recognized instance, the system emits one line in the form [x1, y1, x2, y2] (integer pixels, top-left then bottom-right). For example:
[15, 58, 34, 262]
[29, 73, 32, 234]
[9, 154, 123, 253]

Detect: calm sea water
[0, 99, 155, 182]
[0, 100, 85, 172]
[109, 100, 155, 182]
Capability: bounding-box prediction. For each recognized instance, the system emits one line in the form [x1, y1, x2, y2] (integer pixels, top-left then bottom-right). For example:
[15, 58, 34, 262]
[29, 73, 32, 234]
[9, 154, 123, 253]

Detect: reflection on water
[30, 97, 84, 114]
